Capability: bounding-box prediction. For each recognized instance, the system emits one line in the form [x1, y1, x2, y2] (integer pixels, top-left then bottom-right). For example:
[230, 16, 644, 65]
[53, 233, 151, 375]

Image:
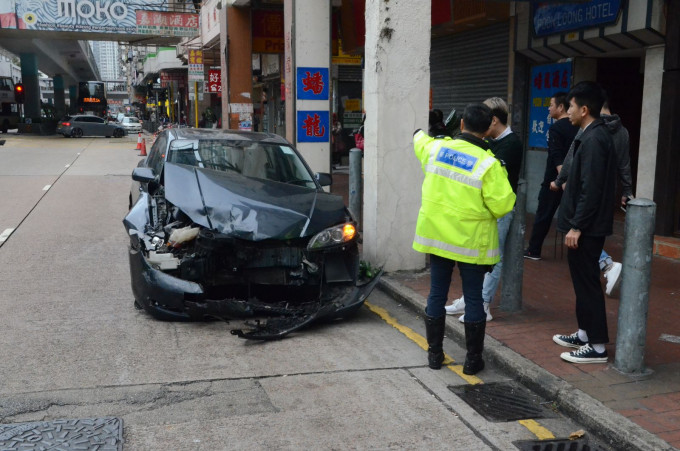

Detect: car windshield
[167, 139, 317, 188]
[126, 117, 139, 123]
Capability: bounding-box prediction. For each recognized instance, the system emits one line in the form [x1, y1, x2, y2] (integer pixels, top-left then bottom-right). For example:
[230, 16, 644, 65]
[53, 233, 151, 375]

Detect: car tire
[1, 120, 8, 133]
[113, 128, 124, 138]
[71, 128, 83, 138]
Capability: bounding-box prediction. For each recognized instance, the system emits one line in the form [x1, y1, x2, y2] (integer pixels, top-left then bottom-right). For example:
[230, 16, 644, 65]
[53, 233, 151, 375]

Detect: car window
[167, 140, 316, 188]
[147, 133, 168, 175]
[94, 117, 105, 124]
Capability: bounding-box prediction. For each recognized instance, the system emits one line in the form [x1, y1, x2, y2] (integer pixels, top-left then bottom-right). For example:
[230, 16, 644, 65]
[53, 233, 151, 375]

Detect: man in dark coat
[552, 81, 617, 364]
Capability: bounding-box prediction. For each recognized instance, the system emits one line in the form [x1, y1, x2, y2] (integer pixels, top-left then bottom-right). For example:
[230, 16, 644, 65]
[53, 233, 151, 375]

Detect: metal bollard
[349, 148, 363, 230]
[500, 179, 527, 312]
[614, 198, 656, 376]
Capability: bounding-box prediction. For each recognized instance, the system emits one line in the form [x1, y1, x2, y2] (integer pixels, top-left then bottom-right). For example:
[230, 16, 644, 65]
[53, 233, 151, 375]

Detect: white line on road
[0, 228, 15, 243]
[65, 164, 70, 168]
[43, 185, 51, 191]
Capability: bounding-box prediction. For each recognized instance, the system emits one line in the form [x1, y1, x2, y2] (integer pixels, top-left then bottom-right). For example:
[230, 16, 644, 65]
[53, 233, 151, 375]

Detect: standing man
[524, 92, 579, 260]
[446, 97, 524, 322]
[553, 81, 617, 364]
[413, 104, 515, 374]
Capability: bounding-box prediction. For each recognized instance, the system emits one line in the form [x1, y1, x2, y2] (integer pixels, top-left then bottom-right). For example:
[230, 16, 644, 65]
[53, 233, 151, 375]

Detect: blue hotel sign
[533, 0, 622, 37]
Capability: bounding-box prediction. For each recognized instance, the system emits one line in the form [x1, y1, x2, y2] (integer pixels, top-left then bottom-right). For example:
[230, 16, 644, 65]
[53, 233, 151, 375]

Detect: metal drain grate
[449, 381, 557, 422]
[514, 437, 612, 451]
[0, 417, 123, 450]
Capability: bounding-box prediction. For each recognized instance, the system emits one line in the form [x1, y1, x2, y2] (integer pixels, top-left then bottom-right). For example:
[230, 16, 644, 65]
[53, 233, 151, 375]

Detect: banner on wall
[527, 61, 573, 149]
[297, 111, 329, 143]
[296, 68, 329, 101]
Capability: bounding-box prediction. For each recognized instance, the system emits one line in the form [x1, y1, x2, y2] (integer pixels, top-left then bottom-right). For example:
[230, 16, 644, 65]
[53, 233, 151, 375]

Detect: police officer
[413, 103, 515, 374]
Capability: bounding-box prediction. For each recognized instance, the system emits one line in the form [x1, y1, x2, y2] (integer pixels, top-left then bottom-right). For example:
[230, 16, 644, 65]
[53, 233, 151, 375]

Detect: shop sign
[344, 99, 361, 112]
[252, 10, 284, 54]
[528, 61, 572, 149]
[296, 67, 329, 101]
[188, 50, 204, 82]
[332, 39, 362, 66]
[207, 69, 221, 93]
[343, 112, 362, 130]
[297, 111, 329, 143]
[533, 0, 621, 37]
[0, 1, 197, 37]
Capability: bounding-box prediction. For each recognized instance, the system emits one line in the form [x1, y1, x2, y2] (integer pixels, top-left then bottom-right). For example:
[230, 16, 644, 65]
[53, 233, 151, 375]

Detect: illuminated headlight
[307, 223, 357, 250]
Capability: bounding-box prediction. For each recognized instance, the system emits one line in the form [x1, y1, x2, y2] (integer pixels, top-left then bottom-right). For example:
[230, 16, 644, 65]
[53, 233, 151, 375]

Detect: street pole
[614, 198, 656, 376]
[349, 148, 362, 230]
[194, 81, 199, 128]
[500, 179, 527, 312]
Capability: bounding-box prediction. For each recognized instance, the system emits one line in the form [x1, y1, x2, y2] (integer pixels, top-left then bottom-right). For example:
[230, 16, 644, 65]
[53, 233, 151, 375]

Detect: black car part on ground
[124, 161, 381, 340]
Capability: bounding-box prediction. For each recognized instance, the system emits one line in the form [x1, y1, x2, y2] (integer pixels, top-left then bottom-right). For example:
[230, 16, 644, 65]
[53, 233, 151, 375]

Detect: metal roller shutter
[431, 22, 509, 114]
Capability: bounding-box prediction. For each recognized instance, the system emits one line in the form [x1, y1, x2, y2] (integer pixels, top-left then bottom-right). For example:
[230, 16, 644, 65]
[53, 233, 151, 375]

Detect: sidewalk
[386, 220, 679, 451]
[330, 172, 680, 450]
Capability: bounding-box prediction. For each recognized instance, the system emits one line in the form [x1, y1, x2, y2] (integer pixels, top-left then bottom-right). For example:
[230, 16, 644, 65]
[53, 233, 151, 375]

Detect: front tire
[113, 128, 124, 138]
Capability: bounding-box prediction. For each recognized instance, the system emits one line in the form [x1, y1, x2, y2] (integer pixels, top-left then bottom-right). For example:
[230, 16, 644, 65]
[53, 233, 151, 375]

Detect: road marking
[364, 301, 482, 384]
[65, 164, 70, 168]
[42, 185, 51, 191]
[0, 228, 14, 243]
[660, 334, 680, 344]
[519, 419, 556, 440]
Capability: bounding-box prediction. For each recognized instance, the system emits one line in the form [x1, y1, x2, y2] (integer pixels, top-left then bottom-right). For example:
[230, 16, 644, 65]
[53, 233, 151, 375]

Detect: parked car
[124, 128, 381, 339]
[57, 115, 126, 138]
[119, 116, 142, 134]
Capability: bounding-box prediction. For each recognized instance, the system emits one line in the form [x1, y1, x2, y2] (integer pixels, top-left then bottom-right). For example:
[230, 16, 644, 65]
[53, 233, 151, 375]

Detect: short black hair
[462, 103, 492, 134]
[429, 109, 443, 125]
[552, 91, 570, 111]
[567, 81, 605, 119]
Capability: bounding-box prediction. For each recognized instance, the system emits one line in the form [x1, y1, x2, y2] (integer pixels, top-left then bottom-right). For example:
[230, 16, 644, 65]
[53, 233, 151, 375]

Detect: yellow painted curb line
[519, 419, 556, 440]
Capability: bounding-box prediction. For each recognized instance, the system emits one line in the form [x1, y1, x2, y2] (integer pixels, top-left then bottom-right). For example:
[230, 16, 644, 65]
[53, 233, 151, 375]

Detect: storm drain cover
[514, 437, 611, 451]
[0, 417, 122, 450]
[449, 381, 557, 422]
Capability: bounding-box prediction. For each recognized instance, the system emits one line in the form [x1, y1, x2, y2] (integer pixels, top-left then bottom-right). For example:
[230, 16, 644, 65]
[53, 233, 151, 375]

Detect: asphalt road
[0, 133, 602, 450]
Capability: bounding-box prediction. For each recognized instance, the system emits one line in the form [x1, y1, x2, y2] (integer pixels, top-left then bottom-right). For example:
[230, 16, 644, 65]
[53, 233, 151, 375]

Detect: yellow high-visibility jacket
[412, 130, 516, 265]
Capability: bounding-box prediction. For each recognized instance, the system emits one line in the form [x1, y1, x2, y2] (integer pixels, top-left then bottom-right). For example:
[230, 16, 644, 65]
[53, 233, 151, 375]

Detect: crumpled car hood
[163, 163, 347, 241]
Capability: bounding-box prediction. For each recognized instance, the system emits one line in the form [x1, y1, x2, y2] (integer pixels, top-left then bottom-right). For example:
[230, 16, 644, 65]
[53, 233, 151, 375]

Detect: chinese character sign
[528, 61, 572, 148]
[296, 68, 329, 100]
[297, 111, 329, 143]
[188, 50, 204, 82]
[208, 70, 221, 93]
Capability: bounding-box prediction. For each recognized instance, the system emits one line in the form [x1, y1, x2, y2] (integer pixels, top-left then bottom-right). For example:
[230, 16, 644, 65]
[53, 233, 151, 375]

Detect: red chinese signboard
[207, 70, 221, 93]
[252, 10, 284, 53]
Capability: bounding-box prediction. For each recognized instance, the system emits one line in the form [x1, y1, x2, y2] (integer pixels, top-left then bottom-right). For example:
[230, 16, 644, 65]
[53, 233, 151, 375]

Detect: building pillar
[68, 85, 77, 114]
[363, 0, 429, 271]
[284, 0, 331, 173]
[19, 53, 41, 118]
[222, 6, 253, 130]
[53, 75, 66, 119]
[637, 45, 664, 200]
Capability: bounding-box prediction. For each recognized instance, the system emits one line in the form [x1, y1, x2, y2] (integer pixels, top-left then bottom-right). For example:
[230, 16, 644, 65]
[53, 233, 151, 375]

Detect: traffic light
[14, 83, 24, 103]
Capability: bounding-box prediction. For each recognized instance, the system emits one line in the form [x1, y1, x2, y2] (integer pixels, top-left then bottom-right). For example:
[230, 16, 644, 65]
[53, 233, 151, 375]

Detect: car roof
[168, 128, 291, 146]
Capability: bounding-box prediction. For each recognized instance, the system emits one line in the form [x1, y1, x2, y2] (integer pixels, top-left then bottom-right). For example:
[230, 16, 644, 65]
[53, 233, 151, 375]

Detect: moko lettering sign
[0, 0, 197, 37]
[533, 0, 622, 37]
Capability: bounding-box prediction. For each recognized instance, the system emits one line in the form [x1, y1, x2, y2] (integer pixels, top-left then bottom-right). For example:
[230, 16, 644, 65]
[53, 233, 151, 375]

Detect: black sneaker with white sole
[523, 249, 541, 260]
[560, 344, 608, 363]
[553, 331, 587, 349]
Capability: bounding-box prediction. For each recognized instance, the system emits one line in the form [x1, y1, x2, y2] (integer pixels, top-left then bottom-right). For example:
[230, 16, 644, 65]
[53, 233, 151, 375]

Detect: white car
[119, 116, 142, 134]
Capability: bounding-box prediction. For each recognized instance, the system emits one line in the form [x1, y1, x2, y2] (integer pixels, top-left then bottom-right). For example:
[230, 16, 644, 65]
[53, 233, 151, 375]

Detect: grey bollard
[500, 179, 527, 312]
[349, 148, 363, 230]
[614, 198, 656, 376]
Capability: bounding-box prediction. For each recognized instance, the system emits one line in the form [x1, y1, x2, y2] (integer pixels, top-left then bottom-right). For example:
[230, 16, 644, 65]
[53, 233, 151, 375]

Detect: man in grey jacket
[550, 100, 631, 297]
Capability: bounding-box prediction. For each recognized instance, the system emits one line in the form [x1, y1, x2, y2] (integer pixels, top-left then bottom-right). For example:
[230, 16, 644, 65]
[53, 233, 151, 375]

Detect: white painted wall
[637, 45, 664, 200]
[363, 0, 429, 271]
[293, 0, 331, 174]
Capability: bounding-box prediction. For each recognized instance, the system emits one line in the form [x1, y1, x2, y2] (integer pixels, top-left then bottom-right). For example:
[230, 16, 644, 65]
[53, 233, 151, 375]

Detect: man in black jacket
[553, 81, 617, 364]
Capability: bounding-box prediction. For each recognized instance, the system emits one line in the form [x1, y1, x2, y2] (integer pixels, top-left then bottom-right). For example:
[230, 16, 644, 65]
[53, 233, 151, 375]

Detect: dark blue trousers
[426, 254, 488, 322]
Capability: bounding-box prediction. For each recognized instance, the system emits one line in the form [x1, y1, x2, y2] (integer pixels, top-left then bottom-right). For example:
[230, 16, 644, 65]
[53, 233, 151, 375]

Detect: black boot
[463, 320, 486, 375]
[425, 313, 446, 369]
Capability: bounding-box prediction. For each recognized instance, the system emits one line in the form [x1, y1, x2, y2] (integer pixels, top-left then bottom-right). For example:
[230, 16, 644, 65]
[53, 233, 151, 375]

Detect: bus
[0, 76, 20, 133]
[76, 81, 107, 116]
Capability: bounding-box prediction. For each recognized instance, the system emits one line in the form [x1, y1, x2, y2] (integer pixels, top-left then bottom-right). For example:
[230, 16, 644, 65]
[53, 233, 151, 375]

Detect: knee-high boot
[425, 313, 446, 369]
[463, 320, 486, 375]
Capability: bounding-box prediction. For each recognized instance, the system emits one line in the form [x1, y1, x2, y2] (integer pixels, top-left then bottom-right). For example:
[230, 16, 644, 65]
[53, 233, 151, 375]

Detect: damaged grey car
[123, 128, 381, 340]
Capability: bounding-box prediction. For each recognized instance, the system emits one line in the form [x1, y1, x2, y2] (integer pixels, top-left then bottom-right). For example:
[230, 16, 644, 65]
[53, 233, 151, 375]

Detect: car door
[90, 116, 108, 136]
[72, 116, 88, 135]
[130, 131, 168, 207]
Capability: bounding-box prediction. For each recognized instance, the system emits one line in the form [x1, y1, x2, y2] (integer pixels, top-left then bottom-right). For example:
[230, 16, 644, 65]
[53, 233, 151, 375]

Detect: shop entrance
[596, 57, 644, 196]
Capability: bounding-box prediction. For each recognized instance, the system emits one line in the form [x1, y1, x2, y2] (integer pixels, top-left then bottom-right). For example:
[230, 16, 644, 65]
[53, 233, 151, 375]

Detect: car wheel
[113, 128, 124, 138]
[1, 120, 8, 133]
[71, 128, 83, 138]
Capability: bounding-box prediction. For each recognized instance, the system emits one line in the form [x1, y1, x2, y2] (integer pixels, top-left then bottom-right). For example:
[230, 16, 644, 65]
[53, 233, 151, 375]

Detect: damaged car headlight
[307, 223, 357, 250]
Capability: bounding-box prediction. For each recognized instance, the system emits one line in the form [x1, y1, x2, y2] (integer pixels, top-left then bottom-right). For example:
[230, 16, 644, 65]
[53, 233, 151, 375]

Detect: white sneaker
[458, 302, 492, 323]
[604, 262, 622, 297]
[445, 296, 465, 315]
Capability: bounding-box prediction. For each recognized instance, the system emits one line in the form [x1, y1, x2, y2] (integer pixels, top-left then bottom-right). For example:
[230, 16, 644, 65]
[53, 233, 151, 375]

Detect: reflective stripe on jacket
[412, 130, 516, 265]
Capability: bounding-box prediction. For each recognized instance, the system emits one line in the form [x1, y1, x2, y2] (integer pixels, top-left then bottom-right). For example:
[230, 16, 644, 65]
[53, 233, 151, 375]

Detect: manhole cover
[514, 437, 611, 451]
[449, 381, 558, 422]
[0, 417, 122, 450]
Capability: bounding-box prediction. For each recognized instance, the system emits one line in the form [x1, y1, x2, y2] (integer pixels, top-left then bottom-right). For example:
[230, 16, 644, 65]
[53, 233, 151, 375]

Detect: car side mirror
[315, 172, 332, 187]
[132, 167, 155, 183]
